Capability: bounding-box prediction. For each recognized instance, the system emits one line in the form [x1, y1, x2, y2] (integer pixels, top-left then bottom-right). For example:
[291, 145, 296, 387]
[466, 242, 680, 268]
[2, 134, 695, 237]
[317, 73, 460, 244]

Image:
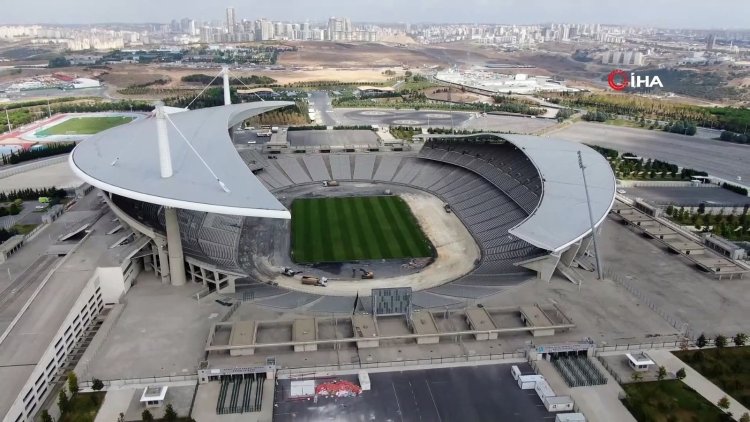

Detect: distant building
[226, 7, 236, 34]
[601, 50, 643, 66]
[707, 33, 717, 51]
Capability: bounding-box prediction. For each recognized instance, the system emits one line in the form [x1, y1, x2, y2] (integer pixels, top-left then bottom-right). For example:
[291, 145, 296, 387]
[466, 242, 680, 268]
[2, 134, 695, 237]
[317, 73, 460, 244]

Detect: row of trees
[666, 205, 750, 241]
[0, 187, 67, 203]
[588, 144, 708, 181]
[0, 143, 75, 165]
[0, 199, 23, 218]
[0, 227, 19, 243]
[544, 91, 750, 135]
[181, 74, 277, 86]
[663, 120, 698, 136]
[719, 131, 750, 145]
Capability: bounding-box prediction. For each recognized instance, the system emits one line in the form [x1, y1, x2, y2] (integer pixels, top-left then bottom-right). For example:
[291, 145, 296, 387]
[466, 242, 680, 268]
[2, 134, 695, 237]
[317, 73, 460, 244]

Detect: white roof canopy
[70, 102, 294, 218]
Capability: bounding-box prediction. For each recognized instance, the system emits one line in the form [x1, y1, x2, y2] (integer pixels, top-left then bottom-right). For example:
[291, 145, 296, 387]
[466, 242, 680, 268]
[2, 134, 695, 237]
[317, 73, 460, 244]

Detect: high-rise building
[226, 7, 236, 34]
[707, 34, 716, 51]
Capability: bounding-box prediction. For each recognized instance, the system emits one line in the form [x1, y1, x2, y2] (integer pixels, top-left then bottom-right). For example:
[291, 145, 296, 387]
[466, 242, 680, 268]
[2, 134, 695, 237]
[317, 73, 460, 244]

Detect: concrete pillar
[164, 207, 186, 286]
[519, 253, 561, 283]
[155, 239, 170, 284]
[222, 65, 231, 106]
[576, 235, 593, 258]
[559, 241, 582, 267]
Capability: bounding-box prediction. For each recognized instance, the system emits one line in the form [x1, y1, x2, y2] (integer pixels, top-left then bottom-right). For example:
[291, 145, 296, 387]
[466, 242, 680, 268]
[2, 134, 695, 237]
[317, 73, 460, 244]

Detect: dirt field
[277, 41, 443, 68]
[101, 63, 399, 91]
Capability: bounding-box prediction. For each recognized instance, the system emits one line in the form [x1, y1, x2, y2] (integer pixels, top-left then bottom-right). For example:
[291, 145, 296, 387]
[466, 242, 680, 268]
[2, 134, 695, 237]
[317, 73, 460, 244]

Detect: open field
[291, 196, 433, 263]
[674, 347, 750, 409]
[35, 116, 134, 136]
[622, 380, 727, 422]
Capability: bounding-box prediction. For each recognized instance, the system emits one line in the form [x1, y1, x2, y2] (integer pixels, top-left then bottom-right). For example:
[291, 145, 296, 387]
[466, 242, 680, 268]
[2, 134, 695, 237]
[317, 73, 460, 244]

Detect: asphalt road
[273, 363, 555, 422]
[553, 122, 750, 183]
[337, 108, 473, 127]
[624, 186, 750, 207]
[308, 91, 338, 126]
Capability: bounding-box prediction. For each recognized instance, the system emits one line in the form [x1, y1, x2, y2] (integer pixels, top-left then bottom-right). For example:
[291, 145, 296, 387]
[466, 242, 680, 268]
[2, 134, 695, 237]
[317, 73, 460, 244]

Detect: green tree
[91, 378, 104, 391]
[676, 367, 686, 380]
[698, 203, 706, 214]
[657, 366, 667, 381]
[738, 412, 749, 422]
[631, 371, 644, 382]
[58, 389, 69, 414]
[734, 333, 748, 346]
[697, 333, 708, 348]
[718, 395, 731, 412]
[67, 371, 79, 395]
[117, 412, 125, 422]
[40, 409, 53, 422]
[163, 403, 178, 421]
[142, 409, 154, 422]
[715, 335, 727, 348]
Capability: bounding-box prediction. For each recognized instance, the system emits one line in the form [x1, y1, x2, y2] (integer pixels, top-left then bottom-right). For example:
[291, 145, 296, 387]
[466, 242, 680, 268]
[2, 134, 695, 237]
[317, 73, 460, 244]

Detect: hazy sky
[2, 0, 749, 29]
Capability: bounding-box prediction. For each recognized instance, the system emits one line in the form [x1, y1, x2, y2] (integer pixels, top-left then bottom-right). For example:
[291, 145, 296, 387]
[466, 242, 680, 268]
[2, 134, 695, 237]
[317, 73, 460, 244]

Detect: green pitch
[36, 116, 134, 136]
[291, 196, 433, 263]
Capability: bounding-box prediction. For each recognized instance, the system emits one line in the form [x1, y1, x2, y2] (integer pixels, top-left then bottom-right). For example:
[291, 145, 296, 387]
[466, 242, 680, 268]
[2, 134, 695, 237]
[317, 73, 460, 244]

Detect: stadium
[69, 100, 616, 305]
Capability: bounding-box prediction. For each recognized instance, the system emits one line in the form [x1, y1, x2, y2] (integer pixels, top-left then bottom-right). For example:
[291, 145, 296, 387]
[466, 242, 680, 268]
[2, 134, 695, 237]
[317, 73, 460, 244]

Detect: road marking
[391, 381, 404, 422]
[425, 380, 443, 422]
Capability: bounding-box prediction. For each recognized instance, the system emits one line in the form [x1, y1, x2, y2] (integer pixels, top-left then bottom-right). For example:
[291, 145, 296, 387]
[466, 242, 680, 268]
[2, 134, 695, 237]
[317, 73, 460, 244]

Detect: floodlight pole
[578, 151, 604, 280]
[222, 65, 232, 106]
[5, 109, 11, 132]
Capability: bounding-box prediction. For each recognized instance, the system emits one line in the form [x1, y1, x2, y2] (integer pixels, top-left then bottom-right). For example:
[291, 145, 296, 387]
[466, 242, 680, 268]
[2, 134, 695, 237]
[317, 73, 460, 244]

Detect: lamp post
[578, 151, 604, 280]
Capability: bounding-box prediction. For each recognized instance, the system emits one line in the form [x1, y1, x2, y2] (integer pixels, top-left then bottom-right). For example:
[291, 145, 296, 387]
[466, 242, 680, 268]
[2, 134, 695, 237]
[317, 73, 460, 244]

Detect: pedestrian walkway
[648, 349, 750, 419]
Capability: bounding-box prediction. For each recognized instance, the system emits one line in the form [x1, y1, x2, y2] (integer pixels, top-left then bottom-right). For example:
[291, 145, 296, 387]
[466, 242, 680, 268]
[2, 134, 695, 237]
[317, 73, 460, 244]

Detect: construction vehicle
[281, 267, 300, 277]
[301, 276, 328, 287]
[359, 269, 374, 280]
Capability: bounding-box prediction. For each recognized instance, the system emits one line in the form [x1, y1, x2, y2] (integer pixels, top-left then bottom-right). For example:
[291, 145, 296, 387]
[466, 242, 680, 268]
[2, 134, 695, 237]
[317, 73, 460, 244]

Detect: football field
[291, 196, 433, 263]
[35, 116, 135, 136]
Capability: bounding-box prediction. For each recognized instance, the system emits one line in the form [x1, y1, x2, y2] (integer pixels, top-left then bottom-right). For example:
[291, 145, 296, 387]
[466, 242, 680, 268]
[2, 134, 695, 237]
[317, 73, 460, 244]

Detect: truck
[301, 276, 328, 287]
[256, 130, 272, 137]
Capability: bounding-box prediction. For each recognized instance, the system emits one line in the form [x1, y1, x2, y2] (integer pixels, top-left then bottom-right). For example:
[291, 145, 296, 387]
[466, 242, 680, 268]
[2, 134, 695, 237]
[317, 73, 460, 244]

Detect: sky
[1, 0, 749, 29]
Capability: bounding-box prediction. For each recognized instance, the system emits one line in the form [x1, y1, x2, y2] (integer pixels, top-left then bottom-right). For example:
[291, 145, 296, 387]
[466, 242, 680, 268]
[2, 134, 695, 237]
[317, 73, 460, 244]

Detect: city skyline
[2, 0, 750, 29]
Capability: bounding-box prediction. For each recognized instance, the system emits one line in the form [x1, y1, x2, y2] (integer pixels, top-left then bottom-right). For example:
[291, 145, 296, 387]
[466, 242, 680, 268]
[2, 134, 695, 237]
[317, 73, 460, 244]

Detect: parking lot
[273, 363, 557, 422]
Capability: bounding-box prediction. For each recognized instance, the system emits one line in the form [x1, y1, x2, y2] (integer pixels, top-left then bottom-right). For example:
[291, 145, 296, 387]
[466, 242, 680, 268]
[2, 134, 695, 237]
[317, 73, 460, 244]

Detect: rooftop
[70, 102, 294, 218]
[416, 133, 616, 252]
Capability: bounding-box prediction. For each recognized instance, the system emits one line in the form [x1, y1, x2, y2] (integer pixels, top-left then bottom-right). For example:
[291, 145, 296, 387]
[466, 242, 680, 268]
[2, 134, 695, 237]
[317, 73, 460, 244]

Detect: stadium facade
[69, 101, 615, 295]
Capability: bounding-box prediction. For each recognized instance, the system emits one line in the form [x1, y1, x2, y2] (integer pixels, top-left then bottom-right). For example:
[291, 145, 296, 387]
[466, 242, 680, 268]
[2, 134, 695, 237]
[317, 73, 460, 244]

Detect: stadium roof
[418, 133, 616, 252]
[70, 102, 294, 219]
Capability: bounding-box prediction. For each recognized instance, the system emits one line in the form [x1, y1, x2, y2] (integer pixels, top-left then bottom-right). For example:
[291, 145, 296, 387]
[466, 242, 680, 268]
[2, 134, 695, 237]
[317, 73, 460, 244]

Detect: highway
[552, 122, 750, 184]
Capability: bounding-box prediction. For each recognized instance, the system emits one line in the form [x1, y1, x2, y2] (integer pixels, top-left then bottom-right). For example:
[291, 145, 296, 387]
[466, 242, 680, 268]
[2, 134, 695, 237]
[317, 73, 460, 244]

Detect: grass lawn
[11, 224, 38, 235]
[59, 392, 106, 422]
[36, 116, 134, 136]
[622, 380, 728, 422]
[673, 346, 750, 409]
[291, 196, 433, 263]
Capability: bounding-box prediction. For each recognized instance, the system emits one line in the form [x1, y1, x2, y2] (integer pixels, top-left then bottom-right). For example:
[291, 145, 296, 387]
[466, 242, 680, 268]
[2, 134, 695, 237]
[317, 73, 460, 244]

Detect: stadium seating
[240, 142, 546, 278]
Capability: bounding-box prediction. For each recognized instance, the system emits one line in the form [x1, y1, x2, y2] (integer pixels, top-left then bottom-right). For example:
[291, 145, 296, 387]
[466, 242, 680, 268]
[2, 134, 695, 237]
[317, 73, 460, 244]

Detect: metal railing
[275, 351, 525, 378]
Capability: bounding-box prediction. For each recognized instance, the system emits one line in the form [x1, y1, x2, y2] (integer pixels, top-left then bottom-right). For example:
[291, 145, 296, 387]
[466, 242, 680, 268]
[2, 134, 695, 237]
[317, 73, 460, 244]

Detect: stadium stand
[243, 143, 547, 281]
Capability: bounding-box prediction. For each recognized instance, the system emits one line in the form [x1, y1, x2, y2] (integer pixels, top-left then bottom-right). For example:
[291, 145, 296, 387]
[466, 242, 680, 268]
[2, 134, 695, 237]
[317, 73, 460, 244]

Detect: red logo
[608, 69, 629, 91]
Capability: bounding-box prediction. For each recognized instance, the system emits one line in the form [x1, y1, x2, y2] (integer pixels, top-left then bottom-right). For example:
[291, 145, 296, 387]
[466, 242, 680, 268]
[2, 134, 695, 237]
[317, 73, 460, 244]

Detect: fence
[604, 269, 692, 339]
[80, 374, 198, 389]
[276, 351, 525, 378]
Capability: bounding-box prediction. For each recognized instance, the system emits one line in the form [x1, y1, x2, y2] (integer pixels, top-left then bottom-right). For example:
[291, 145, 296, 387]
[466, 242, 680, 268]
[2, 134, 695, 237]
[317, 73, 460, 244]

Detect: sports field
[291, 196, 433, 263]
[35, 116, 135, 136]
